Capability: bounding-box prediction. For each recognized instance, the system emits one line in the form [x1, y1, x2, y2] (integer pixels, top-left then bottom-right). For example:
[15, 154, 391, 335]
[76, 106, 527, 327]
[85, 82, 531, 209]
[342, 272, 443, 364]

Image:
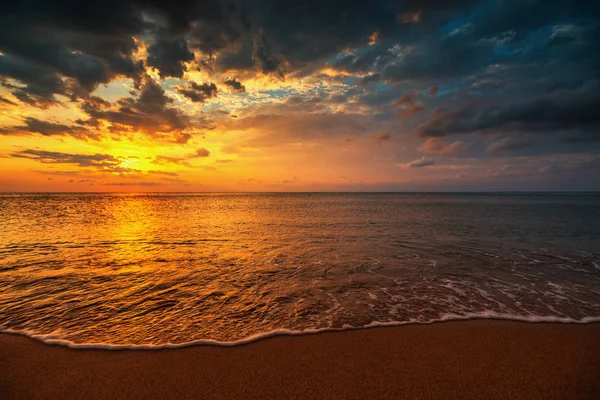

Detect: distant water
[1, 193, 599, 347]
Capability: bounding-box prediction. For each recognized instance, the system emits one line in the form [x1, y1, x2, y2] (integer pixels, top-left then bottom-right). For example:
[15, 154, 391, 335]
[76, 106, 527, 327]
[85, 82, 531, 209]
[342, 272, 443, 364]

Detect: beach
[2, 320, 599, 399]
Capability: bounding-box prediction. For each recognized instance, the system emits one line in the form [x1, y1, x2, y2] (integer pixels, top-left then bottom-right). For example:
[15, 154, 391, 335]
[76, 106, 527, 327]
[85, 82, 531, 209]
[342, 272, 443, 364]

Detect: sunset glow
[1, 2, 599, 192]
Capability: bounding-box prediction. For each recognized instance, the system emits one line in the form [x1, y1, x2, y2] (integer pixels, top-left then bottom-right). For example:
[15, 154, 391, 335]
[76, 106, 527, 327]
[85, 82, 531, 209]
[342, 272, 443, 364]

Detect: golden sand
[2, 320, 599, 399]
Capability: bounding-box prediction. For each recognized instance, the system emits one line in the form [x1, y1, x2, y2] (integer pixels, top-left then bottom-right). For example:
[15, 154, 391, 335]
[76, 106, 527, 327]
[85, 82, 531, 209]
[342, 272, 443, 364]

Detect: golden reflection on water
[105, 195, 160, 263]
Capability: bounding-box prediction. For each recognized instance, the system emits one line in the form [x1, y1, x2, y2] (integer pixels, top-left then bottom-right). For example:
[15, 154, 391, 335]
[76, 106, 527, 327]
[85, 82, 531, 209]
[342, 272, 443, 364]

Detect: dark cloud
[290, 1, 599, 84]
[416, 87, 600, 139]
[469, 1, 600, 44]
[378, 132, 392, 142]
[486, 137, 532, 153]
[382, 34, 494, 83]
[0, 35, 112, 93]
[10, 149, 120, 168]
[0, 0, 245, 104]
[0, 2, 147, 101]
[546, 35, 577, 47]
[2, 0, 598, 100]
[252, 29, 283, 78]
[223, 78, 245, 92]
[2, 117, 97, 140]
[0, 55, 68, 107]
[177, 82, 218, 103]
[188, 2, 249, 55]
[330, 45, 387, 76]
[147, 35, 195, 78]
[232, 0, 478, 77]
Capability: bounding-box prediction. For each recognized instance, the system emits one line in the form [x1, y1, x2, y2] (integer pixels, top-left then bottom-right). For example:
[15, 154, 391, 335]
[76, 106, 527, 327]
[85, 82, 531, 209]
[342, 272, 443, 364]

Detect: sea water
[1, 192, 599, 347]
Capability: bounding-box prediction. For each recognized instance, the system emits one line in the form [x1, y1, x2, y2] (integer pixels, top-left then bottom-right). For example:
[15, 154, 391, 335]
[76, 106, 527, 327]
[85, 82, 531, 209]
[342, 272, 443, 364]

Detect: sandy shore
[1, 320, 599, 400]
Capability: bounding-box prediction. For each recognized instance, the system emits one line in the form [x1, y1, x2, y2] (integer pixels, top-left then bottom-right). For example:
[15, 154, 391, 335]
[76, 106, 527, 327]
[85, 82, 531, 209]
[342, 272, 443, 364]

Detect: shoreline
[2, 320, 599, 399]
[3, 315, 600, 350]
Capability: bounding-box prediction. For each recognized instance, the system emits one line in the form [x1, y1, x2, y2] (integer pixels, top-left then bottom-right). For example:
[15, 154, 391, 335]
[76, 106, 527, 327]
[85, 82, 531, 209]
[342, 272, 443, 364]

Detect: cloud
[280, 176, 300, 184]
[152, 148, 211, 166]
[486, 137, 532, 153]
[393, 92, 417, 106]
[0, 95, 16, 106]
[416, 87, 600, 140]
[152, 156, 193, 167]
[103, 181, 167, 187]
[223, 105, 373, 147]
[1, 1, 600, 191]
[34, 170, 82, 176]
[177, 82, 218, 103]
[382, 34, 494, 83]
[195, 148, 211, 157]
[0, 0, 247, 104]
[399, 105, 426, 118]
[406, 157, 435, 168]
[11, 149, 120, 168]
[79, 78, 203, 143]
[252, 29, 283, 79]
[223, 78, 245, 93]
[2, 117, 97, 140]
[147, 34, 195, 78]
[0, 55, 68, 107]
[378, 132, 392, 142]
[393, 91, 425, 117]
[147, 170, 179, 177]
[225, 0, 479, 78]
[419, 138, 468, 154]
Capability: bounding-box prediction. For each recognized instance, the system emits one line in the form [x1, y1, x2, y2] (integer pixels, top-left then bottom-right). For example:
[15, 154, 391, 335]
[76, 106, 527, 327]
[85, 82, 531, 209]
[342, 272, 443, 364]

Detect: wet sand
[1, 320, 599, 399]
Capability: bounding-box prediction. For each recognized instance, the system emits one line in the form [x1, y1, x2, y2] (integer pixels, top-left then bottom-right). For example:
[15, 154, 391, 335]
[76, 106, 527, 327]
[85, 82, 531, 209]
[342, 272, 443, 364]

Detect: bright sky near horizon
[1, 1, 599, 191]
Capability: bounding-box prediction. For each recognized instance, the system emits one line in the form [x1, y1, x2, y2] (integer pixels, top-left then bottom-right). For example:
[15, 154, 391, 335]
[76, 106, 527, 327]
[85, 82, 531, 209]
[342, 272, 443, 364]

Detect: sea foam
[3, 312, 600, 350]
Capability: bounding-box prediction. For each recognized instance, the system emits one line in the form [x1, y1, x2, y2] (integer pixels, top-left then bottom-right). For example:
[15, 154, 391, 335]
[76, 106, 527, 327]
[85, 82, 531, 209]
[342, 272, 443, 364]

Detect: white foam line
[2, 313, 600, 350]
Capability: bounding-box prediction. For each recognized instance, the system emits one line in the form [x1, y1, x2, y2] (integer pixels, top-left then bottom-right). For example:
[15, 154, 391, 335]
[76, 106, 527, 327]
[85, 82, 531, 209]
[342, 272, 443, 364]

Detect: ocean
[1, 192, 599, 347]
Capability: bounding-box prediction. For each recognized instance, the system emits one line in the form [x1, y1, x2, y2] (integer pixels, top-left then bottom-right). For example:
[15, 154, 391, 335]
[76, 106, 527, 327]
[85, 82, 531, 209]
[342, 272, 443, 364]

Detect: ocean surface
[1, 192, 599, 347]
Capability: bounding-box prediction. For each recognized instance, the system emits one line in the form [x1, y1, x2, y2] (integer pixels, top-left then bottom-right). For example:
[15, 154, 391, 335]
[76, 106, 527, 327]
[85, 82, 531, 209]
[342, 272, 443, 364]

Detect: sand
[1, 320, 599, 399]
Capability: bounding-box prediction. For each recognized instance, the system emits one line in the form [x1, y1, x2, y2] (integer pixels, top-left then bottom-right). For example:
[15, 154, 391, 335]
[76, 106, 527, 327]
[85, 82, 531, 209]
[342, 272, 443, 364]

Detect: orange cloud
[418, 138, 468, 155]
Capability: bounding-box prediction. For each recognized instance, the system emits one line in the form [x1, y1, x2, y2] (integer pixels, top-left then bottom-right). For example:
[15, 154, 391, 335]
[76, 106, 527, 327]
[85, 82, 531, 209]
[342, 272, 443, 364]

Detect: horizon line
[2, 190, 599, 194]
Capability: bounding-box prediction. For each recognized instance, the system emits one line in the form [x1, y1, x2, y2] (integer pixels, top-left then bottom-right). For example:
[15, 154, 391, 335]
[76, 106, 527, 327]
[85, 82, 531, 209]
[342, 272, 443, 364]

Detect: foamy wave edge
[3, 312, 600, 350]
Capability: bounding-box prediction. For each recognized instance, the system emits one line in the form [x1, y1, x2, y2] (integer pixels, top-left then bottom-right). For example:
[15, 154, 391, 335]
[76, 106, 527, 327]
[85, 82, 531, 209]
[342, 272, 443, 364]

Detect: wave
[3, 312, 600, 351]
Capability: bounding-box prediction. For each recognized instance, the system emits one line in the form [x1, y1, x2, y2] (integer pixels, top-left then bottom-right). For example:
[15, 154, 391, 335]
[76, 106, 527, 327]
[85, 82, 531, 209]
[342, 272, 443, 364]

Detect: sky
[0, 0, 599, 192]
